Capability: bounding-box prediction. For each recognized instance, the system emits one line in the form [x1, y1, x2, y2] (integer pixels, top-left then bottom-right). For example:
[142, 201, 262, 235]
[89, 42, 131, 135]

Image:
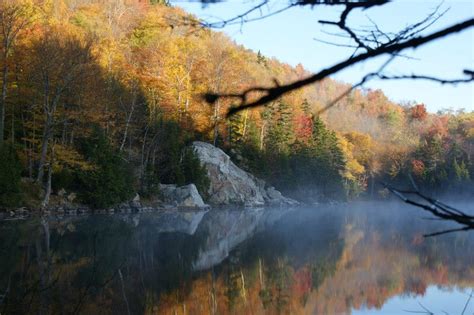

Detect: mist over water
[0, 201, 473, 314]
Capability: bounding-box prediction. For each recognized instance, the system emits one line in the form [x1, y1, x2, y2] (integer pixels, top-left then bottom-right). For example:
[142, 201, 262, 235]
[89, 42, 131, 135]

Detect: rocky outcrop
[192, 141, 298, 207]
[159, 183, 209, 209]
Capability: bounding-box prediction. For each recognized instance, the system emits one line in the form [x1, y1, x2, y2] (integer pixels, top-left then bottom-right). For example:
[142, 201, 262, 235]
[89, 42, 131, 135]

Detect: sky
[352, 286, 474, 315]
[172, 0, 474, 113]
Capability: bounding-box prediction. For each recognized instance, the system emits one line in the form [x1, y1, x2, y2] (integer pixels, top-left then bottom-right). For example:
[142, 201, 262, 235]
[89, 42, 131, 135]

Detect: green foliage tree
[181, 147, 210, 197]
[306, 116, 346, 198]
[77, 128, 134, 208]
[266, 101, 294, 154]
[0, 144, 22, 207]
[156, 120, 186, 185]
[228, 106, 245, 146]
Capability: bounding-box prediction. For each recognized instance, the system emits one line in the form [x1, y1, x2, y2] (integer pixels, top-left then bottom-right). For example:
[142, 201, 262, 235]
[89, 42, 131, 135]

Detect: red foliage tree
[411, 159, 425, 177]
[294, 115, 313, 143]
[410, 104, 428, 121]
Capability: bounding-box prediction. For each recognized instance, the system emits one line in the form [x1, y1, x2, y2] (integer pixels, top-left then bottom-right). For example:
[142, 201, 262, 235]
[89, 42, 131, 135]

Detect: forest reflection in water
[0, 202, 473, 315]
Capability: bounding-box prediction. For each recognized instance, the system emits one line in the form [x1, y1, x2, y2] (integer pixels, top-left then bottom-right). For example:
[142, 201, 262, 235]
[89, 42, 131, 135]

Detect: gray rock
[67, 193, 77, 203]
[132, 193, 140, 202]
[266, 186, 282, 199]
[130, 193, 141, 208]
[159, 183, 208, 209]
[265, 187, 299, 206]
[192, 142, 265, 206]
[192, 141, 298, 206]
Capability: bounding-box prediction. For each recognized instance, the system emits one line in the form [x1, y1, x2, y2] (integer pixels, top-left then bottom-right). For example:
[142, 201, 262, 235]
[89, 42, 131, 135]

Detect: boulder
[192, 141, 298, 207]
[130, 193, 141, 208]
[159, 183, 208, 209]
[265, 186, 299, 206]
[192, 142, 265, 206]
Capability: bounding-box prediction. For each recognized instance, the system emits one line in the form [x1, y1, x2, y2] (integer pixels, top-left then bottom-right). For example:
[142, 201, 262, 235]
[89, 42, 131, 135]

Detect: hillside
[0, 0, 472, 208]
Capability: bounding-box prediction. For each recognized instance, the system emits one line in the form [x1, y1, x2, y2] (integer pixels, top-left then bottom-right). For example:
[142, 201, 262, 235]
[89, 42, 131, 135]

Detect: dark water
[0, 202, 473, 315]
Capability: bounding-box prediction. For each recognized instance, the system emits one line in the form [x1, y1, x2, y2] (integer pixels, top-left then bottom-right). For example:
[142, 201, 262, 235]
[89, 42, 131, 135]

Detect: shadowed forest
[0, 0, 472, 210]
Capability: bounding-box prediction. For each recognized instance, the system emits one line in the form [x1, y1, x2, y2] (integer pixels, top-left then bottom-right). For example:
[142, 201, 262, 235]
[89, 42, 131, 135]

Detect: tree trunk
[260, 122, 266, 150]
[42, 144, 54, 208]
[42, 163, 52, 208]
[36, 113, 52, 183]
[0, 60, 8, 146]
[120, 99, 135, 152]
[213, 99, 221, 146]
[242, 109, 249, 139]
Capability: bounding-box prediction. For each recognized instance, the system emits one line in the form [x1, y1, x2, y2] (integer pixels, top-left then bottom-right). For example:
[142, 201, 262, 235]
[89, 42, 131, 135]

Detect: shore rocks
[264, 186, 300, 206]
[192, 141, 298, 207]
[159, 183, 209, 209]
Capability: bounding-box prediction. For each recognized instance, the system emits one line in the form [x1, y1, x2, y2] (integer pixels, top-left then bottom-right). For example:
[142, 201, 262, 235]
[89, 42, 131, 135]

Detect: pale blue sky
[173, 0, 473, 113]
[352, 286, 474, 315]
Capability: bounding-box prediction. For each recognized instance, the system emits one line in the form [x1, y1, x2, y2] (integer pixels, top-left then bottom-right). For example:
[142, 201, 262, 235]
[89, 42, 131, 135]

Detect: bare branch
[212, 17, 474, 117]
[383, 182, 474, 237]
[315, 55, 395, 114]
[374, 71, 474, 85]
[199, 1, 295, 29]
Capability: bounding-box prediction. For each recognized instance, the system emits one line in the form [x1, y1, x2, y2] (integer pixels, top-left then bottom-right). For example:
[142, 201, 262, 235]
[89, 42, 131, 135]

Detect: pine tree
[0, 144, 22, 207]
[181, 147, 210, 198]
[77, 128, 134, 208]
[228, 107, 245, 146]
[301, 99, 311, 115]
[266, 101, 294, 154]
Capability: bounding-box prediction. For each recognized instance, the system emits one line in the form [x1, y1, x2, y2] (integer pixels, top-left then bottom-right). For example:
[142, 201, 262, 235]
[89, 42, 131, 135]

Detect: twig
[214, 17, 474, 117]
[383, 181, 474, 237]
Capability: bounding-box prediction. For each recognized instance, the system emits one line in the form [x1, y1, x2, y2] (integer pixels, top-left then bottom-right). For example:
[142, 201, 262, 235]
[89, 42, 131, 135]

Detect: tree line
[0, 0, 471, 208]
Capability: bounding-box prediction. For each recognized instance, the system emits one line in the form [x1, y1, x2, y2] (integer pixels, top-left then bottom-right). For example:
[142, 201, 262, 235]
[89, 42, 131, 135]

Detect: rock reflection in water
[0, 203, 473, 315]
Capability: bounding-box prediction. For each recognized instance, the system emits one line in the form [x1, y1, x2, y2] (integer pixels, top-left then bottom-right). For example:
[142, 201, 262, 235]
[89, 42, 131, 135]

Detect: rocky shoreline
[1, 141, 298, 221]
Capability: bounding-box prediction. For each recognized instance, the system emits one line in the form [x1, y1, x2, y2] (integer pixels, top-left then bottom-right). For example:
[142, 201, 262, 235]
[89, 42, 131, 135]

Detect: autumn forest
[0, 0, 472, 210]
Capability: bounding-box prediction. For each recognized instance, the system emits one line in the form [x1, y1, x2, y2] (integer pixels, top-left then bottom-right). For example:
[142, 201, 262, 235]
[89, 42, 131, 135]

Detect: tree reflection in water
[0, 203, 473, 314]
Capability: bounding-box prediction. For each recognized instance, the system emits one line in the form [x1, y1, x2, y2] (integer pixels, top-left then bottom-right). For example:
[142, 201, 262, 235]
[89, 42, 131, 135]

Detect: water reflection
[0, 203, 473, 314]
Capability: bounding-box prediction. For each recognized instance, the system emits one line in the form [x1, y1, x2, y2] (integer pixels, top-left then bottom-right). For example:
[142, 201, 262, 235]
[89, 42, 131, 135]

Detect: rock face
[192, 141, 298, 207]
[159, 183, 209, 209]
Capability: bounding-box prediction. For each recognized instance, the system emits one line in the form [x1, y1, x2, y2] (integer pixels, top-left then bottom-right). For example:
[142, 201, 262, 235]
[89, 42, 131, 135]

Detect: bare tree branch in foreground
[404, 289, 473, 314]
[383, 181, 474, 237]
[197, 1, 474, 117]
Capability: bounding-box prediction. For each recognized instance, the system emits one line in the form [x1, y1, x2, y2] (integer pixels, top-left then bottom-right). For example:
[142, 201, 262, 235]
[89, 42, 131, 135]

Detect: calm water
[0, 202, 473, 315]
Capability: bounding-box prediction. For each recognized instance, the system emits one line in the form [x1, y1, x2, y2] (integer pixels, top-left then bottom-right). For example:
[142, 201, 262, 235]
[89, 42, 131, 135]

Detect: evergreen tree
[181, 147, 210, 197]
[228, 107, 245, 146]
[77, 128, 134, 208]
[266, 101, 294, 154]
[302, 116, 345, 199]
[257, 50, 267, 67]
[0, 144, 22, 207]
[301, 99, 311, 115]
[453, 159, 469, 182]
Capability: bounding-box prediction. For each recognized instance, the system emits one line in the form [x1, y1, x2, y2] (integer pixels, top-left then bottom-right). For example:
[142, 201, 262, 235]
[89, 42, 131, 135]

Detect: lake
[0, 202, 473, 314]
